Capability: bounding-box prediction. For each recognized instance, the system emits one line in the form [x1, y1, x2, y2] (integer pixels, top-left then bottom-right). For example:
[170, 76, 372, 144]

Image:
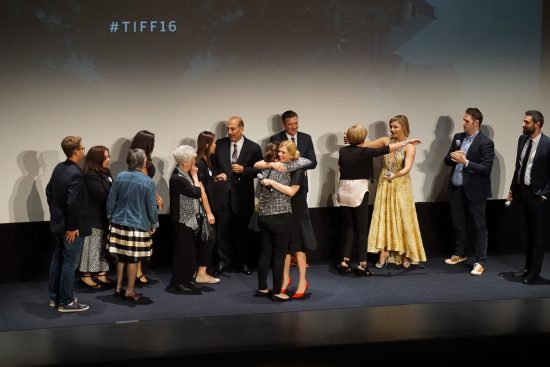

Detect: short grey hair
[173, 145, 197, 164]
[127, 148, 146, 170]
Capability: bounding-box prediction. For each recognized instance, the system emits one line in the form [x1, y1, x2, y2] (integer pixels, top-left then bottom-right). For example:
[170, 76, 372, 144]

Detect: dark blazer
[510, 133, 550, 198]
[444, 131, 494, 202]
[46, 160, 91, 236]
[270, 130, 317, 194]
[212, 136, 263, 214]
[84, 171, 112, 229]
[269, 131, 317, 169]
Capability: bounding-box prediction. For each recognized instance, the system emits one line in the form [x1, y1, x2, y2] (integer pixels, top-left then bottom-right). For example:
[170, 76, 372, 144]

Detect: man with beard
[507, 110, 550, 284]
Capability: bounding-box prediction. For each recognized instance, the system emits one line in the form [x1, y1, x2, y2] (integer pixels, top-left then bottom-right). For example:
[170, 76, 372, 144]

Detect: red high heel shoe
[291, 281, 309, 299]
[281, 278, 292, 294]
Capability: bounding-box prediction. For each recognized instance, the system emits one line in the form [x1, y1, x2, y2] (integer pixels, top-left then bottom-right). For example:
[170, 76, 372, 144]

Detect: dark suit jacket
[270, 131, 317, 193]
[510, 133, 550, 198]
[84, 171, 112, 229]
[46, 160, 91, 236]
[269, 131, 317, 169]
[444, 131, 494, 202]
[212, 136, 263, 214]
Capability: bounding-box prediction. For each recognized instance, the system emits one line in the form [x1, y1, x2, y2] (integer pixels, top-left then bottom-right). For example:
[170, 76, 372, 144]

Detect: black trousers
[340, 192, 369, 262]
[170, 221, 197, 286]
[257, 213, 290, 294]
[449, 185, 488, 264]
[515, 185, 546, 274]
[215, 207, 253, 268]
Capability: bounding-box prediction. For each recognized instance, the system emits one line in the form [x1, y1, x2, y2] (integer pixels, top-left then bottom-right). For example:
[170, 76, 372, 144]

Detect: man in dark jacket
[508, 110, 550, 284]
[46, 136, 91, 312]
[444, 107, 494, 276]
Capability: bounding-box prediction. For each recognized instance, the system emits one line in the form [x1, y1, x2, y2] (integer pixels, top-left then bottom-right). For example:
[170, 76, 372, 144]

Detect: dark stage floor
[1, 255, 550, 366]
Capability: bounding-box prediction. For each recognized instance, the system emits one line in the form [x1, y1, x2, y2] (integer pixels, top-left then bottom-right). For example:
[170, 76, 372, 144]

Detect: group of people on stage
[45, 108, 550, 312]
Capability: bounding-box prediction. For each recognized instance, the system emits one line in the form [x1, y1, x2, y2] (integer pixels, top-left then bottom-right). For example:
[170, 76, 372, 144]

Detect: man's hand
[450, 150, 467, 164]
[215, 173, 227, 182]
[64, 229, 79, 244]
[231, 164, 244, 174]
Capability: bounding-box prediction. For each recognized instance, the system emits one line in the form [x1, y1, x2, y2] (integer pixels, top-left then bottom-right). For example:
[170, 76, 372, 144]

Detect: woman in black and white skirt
[79, 146, 113, 289]
[107, 148, 159, 302]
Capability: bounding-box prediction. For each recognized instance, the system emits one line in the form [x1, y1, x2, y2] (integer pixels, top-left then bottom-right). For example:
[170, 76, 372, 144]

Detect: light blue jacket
[107, 170, 159, 231]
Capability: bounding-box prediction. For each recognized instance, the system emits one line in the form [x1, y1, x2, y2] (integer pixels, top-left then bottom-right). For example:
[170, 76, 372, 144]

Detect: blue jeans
[48, 235, 84, 306]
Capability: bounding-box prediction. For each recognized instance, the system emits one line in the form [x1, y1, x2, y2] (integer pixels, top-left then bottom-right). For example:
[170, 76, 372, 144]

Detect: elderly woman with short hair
[166, 145, 210, 294]
[107, 148, 159, 302]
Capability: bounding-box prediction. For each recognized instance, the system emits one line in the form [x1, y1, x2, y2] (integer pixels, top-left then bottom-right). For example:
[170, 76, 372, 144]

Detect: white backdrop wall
[0, 0, 547, 223]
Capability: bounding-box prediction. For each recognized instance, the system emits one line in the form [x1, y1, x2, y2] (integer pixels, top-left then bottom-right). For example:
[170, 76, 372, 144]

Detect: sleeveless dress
[367, 144, 426, 265]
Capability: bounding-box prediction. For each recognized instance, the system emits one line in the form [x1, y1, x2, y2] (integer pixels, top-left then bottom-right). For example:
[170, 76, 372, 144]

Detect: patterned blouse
[258, 157, 311, 216]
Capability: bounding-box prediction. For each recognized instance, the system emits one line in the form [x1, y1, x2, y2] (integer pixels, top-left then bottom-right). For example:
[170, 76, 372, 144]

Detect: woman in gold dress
[367, 115, 426, 268]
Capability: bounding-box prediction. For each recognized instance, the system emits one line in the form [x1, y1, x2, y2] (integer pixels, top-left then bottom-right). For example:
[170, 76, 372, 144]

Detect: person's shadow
[10, 151, 45, 222]
[367, 121, 388, 203]
[109, 138, 131, 178]
[480, 124, 504, 199]
[417, 116, 454, 202]
[317, 133, 340, 207]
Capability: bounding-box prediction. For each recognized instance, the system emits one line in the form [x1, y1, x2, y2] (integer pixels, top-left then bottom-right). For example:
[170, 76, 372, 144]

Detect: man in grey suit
[444, 107, 495, 276]
[508, 110, 550, 284]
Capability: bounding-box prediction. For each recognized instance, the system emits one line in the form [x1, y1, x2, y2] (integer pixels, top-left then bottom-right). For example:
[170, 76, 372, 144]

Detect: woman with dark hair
[130, 130, 163, 285]
[79, 146, 113, 289]
[194, 131, 220, 284]
[107, 148, 159, 301]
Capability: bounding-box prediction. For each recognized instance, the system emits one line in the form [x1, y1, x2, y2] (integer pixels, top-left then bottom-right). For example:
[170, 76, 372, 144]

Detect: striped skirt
[107, 223, 152, 263]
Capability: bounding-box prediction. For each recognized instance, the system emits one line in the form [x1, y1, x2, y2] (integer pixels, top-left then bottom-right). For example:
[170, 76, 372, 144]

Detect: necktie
[519, 139, 533, 185]
[291, 137, 295, 143]
[232, 143, 238, 163]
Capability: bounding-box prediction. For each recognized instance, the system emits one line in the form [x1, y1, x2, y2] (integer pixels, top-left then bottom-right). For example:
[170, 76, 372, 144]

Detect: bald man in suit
[212, 116, 262, 275]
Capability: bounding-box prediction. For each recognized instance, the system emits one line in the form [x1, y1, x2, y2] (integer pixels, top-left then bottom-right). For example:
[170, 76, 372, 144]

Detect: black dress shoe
[514, 269, 529, 278]
[213, 264, 225, 276]
[523, 273, 540, 285]
[242, 265, 252, 275]
[186, 281, 203, 289]
[165, 284, 200, 294]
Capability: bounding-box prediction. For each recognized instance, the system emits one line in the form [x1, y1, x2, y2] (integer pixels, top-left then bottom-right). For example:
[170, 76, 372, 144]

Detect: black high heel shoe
[338, 259, 353, 275]
[356, 262, 374, 276]
[80, 274, 103, 289]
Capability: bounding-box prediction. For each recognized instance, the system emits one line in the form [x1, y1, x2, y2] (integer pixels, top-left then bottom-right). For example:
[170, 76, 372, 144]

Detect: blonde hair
[389, 115, 410, 137]
[278, 140, 300, 160]
[346, 125, 367, 145]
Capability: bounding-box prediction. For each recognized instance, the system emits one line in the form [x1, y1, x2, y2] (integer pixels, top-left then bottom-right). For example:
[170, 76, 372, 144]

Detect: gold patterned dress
[367, 145, 426, 265]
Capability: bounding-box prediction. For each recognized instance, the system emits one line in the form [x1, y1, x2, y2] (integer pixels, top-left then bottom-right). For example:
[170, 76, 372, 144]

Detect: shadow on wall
[10, 151, 45, 222]
[109, 138, 131, 178]
[480, 124, 505, 199]
[368, 120, 388, 204]
[417, 116, 454, 202]
[317, 133, 340, 207]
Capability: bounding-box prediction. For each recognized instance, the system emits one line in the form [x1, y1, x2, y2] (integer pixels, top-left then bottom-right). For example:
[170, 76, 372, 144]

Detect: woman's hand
[261, 178, 273, 187]
[155, 193, 164, 209]
[270, 162, 286, 172]
[207, 212, 215, 225]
